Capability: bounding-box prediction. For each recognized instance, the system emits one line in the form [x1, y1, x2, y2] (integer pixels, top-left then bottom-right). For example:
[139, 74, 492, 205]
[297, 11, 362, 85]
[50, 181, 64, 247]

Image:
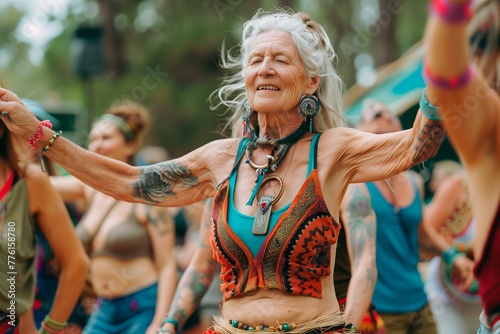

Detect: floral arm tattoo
[132, 161, 199, 204]
[412, 120, 445, 165]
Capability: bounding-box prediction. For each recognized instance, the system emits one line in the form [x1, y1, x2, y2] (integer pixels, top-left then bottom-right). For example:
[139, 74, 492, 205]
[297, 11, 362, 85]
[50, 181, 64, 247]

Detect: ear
[305, 75, 320, 95]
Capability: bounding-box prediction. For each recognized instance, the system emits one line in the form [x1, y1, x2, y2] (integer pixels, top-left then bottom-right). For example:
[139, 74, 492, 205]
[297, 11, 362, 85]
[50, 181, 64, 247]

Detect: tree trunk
[373, 0, 397, 67]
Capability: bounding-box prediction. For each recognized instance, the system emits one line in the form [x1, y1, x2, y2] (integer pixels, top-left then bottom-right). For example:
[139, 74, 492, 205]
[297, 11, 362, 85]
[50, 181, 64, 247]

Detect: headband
[99, 114, 136, 141]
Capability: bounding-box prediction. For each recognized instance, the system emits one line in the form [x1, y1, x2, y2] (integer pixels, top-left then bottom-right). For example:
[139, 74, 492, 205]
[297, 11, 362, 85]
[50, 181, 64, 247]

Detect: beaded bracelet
[419, 88, 441, 120]
[28, 120, 52, 148]
[423, 62, 473, 89]
[429, 0, 472, 24]
[40, 131, 62, 173]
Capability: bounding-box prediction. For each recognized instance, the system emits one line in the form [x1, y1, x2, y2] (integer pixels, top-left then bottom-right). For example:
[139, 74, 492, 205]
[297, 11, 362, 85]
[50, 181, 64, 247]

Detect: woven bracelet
[423, 62, 473, 89]
[429, 0, 472, 24]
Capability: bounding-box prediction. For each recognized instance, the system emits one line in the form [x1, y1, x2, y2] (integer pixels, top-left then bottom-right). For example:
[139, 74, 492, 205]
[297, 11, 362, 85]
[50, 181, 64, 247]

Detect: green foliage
[0, 0, 428, 158]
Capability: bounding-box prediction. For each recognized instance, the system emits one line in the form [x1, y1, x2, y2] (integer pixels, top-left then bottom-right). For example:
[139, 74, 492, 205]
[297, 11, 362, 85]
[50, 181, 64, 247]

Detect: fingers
[0, 87, 22, 103]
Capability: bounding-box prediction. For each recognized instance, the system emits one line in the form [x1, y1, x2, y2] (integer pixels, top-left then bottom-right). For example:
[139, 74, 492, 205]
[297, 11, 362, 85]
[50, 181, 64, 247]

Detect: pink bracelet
[423, 62, 473, 89]
[429, 0, 472, 24]
[27, 120, 52, 148]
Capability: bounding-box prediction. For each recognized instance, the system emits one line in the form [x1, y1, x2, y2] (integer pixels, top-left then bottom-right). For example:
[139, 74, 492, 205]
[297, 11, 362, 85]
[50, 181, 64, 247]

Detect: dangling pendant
[251, 176, 284, 235]
[253, 195, 274, 235]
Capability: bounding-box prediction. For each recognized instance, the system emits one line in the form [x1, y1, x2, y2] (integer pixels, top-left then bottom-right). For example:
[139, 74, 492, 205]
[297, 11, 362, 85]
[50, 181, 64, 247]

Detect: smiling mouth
[257, 85, 280, 91]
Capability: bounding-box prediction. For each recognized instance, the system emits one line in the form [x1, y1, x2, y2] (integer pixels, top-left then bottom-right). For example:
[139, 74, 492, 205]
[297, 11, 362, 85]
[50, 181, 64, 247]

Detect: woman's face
[244, 29, 319, 115]
[88, 121, 135, 162]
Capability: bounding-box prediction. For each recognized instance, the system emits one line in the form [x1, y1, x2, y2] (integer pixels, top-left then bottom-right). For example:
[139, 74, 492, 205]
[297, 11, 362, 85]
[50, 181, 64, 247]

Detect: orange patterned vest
[210, 167, 340, 301]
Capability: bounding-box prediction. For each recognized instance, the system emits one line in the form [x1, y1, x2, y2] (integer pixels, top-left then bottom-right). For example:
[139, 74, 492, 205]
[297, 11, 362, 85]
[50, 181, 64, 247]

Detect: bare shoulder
[24, 163, 50, 189]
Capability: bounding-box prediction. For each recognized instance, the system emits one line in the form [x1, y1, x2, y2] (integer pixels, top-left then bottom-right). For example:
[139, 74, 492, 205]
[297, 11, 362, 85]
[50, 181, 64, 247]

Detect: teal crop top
[227, 134, 319, 257]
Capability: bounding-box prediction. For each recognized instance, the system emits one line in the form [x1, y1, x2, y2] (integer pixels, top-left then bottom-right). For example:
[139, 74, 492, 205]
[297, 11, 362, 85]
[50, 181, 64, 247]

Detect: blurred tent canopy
[343, 41, 426, 126]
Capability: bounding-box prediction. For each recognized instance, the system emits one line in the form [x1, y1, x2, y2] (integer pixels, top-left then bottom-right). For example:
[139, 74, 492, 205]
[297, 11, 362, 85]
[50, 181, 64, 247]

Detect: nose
[258, 57, 275, 77]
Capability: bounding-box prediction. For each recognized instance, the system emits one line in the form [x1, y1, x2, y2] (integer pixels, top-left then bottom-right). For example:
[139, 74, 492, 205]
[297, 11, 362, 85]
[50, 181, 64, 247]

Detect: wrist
[442, 246, 465, 265]
[160, 318, 179, 333]
[419, 88, 441, 120]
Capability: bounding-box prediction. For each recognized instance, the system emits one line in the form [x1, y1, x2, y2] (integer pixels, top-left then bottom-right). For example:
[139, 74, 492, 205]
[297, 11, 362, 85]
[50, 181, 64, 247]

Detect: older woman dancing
[424, 0, 500, 333]
[0, 9, 444, 334]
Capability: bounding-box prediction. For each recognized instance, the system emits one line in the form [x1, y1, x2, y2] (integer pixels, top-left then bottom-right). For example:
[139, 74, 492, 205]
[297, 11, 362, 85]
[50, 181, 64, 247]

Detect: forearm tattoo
[412, 120, 445, 164]
[132, 161, 198, 203]
[345, 187, 376, 287]
[168, 265, 216, 326]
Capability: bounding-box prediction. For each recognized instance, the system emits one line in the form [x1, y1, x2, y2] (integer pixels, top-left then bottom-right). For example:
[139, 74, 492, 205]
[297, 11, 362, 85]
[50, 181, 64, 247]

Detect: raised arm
[25, 164, 89, 327]
[340, 183, 377, 330]
[328, 110, 444, 184]
[159, 198, 218, 334]
[0, 88, 227, 207]
[424, 0, 500, 165]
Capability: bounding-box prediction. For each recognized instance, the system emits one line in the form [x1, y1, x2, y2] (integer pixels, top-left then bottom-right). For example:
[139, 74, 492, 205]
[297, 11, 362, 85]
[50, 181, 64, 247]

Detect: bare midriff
[91, 256, 158, 299]
[222, 275, 339, 326]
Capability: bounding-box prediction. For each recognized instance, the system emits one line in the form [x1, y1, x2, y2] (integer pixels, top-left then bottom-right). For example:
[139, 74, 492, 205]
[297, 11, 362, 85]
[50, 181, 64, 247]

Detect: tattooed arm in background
[340, 183, 377, 330]
[144, 205, 178, 334]
[159, 198, 218, 334]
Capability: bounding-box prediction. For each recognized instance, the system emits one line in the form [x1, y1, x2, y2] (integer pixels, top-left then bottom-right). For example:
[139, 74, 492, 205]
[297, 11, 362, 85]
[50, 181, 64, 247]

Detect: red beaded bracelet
[28, 120, 52, 148]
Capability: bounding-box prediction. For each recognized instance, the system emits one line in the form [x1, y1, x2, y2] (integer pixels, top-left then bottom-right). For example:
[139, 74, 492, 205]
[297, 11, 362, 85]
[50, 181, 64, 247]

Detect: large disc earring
[298, 95, 319, 132]
[242, 100, 252, 137]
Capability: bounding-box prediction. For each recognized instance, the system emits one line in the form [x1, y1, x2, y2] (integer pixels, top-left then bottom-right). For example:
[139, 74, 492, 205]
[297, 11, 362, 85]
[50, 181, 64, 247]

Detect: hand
[0, 87, 40, 139]
[451, 255, 475, 291]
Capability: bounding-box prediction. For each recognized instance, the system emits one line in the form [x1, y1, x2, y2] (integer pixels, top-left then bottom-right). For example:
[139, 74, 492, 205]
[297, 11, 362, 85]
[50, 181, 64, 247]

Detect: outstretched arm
[340, 183, 377, 329]
[0, 87, 228, 207]
[329, 110, 444, 184]
[159, 199, 218, 334]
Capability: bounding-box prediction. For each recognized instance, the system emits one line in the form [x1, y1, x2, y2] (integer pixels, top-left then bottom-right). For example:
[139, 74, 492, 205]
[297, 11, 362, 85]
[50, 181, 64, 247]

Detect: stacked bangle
[429, 0, 472, 24]
[419, 88, 441, 120]
[160, 318, 179, 333]
[442, 246, 464, 266]
[39, 315, 67, 334]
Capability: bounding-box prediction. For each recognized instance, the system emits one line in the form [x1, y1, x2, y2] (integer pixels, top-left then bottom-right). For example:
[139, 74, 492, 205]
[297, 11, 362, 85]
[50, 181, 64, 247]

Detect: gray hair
[210, 8, 346, 137]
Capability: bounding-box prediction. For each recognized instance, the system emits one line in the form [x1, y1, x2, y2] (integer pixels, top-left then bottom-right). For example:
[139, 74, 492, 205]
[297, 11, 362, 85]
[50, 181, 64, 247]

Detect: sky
[2, 0, 93, 66]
